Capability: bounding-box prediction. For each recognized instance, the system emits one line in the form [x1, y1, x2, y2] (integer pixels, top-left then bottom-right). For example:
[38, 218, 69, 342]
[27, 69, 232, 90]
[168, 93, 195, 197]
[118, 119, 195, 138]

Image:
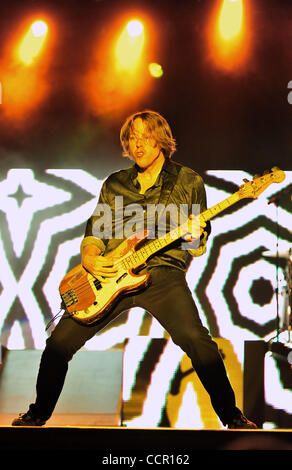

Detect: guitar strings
[62, 258, 129, 301]
[62, 245, 147, 304]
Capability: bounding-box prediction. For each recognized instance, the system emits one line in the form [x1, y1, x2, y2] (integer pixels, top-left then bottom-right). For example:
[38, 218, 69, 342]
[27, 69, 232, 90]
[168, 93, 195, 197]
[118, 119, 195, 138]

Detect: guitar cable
[45, 307, 75, 331]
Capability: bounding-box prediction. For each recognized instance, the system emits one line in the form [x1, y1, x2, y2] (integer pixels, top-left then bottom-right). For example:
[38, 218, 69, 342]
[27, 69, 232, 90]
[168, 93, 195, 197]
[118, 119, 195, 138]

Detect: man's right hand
[82, 245, 118, 281]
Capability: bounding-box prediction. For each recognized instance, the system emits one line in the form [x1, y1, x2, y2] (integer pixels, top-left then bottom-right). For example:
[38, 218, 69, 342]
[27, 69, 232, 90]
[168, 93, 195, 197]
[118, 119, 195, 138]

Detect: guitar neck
[127, 191, 241, 269]
[200, 192, 240, 224]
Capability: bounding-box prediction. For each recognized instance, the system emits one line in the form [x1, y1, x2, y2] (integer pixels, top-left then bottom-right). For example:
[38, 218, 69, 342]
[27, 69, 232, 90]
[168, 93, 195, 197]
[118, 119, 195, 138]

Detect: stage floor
[1, 426, 291, 457]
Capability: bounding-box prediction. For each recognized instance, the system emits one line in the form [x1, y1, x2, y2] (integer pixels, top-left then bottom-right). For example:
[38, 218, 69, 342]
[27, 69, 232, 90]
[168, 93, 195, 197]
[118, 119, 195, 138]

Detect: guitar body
[59, 231, 151, 326]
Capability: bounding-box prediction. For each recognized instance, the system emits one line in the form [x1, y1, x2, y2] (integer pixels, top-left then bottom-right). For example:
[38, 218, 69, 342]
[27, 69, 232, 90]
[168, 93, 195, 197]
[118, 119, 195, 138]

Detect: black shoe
[12, 412, 46, 427]
[227, 414, 257, 429]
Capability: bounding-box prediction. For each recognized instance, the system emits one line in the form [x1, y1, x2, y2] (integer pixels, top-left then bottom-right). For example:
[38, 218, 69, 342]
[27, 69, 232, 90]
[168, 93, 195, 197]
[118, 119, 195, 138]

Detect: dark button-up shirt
[83, 158, 211, 272]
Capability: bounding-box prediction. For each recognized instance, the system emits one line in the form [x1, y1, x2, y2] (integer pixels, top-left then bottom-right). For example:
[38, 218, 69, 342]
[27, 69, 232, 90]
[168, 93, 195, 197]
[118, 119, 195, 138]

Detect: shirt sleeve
[187, 173, 211, 258]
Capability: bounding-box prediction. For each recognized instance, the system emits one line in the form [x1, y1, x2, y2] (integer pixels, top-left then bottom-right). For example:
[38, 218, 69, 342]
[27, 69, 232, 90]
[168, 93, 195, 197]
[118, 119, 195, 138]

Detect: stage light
[83, 14, 154, 117]
[219, 0, 243, 40]
[18, 20, 48, 66]
[208, 0, 249, 71]
[148, 62, 163, 78]
[31, 20, 48, 38]
[0, 17, 52, 120]
[126, 20, 144, 38]
[115, 19, 145, 71]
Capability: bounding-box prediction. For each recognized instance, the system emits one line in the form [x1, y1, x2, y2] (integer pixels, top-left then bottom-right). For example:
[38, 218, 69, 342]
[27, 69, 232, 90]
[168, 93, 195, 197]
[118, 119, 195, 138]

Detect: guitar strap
[154, 163, 182, 232]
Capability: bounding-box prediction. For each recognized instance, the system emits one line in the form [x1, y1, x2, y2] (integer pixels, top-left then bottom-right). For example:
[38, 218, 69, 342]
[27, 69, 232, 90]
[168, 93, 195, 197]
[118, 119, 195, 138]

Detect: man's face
[128, 118, 162, 169]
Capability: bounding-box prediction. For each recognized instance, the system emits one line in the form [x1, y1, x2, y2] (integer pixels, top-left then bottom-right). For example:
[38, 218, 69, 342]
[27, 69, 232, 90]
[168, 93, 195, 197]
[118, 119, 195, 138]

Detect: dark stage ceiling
[0, 0, 291, 176]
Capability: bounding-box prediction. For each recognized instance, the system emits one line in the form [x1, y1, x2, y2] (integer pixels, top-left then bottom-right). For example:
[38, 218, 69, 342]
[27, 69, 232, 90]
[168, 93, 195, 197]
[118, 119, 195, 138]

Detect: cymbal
[262, 249, 291, 259]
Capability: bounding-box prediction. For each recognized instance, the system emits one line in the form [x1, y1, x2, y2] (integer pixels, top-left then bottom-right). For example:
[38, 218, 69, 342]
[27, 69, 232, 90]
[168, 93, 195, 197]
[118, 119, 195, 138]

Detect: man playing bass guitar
[12, 110, 257, 429]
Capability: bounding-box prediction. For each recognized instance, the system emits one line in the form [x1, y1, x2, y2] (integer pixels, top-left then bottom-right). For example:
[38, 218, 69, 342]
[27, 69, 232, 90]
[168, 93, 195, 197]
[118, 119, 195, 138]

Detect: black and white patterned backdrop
[0, 168, 291, 428]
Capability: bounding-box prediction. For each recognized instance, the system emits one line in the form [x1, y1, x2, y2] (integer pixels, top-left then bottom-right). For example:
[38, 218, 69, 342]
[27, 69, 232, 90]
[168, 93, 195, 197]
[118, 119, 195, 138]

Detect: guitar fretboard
[200, 192, 240, 223]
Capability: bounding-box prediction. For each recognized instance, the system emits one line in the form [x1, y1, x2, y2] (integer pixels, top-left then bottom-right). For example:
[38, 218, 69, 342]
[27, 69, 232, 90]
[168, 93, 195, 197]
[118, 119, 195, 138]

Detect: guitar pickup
[61, 289, 78, 308]
[116, 273, 128, 284]
[93, 279, 102, 290]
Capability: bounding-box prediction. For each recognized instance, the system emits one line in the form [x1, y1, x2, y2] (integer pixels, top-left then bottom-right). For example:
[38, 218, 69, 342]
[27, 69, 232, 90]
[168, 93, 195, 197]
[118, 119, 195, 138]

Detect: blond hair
[120, 110, 177, 159]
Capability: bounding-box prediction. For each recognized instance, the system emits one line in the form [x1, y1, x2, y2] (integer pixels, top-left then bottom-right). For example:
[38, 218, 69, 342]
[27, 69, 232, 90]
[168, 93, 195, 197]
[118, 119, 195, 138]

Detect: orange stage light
[18, 20, 48, 66]
[208, 0, 250, 72]
[219, 0, 243, 41]
[115, 19, 145, 72]
[83, 13, 155, 119]
[0, 16, 53, 121]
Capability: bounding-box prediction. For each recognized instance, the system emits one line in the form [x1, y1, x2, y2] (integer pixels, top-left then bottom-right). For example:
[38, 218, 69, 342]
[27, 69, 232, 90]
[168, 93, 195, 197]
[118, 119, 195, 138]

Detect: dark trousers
[30, 267, 241, 425]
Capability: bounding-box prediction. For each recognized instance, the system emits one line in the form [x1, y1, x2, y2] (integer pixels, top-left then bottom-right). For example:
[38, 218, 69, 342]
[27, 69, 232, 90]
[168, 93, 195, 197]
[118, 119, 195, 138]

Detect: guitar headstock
[238, 167, 286, 200]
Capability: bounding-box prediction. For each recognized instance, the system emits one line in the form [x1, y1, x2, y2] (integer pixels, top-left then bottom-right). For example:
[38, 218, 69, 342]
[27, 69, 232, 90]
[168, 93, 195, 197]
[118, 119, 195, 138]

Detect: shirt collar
[162, 158, 178, 175]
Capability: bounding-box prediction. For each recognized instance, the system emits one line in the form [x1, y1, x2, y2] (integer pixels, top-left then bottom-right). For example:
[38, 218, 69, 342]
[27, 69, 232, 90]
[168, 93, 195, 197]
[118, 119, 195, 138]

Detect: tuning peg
[263, 169, 270, 175]
[271, 166, 280, 171]
[253, 174, 260, 179]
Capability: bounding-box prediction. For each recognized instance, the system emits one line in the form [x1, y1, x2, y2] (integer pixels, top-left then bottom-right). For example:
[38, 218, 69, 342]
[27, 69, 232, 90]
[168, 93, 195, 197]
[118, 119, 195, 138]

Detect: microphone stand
[275, 203, 280, 341]
[277, 206, 281, 340]
[287, 248, 291, 343]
